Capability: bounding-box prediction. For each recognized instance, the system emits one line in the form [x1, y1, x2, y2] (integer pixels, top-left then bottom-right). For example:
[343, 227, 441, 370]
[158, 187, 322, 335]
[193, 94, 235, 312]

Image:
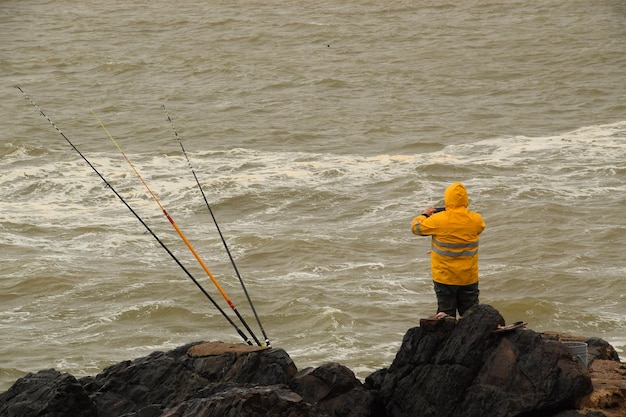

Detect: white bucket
[563, 341, 588, 367]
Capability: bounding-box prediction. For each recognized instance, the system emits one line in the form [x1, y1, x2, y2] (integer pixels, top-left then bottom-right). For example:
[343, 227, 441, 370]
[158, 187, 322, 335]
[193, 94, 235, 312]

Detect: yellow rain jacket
[412, 182, 486, 286]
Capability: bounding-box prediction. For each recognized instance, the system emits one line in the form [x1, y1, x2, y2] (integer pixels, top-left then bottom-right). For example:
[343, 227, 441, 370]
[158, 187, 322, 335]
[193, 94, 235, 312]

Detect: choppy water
[1, 0, 625, 391]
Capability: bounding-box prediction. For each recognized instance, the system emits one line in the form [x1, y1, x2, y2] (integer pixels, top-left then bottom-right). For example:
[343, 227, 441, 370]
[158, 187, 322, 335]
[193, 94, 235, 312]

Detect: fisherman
[412, 182, 485, 319]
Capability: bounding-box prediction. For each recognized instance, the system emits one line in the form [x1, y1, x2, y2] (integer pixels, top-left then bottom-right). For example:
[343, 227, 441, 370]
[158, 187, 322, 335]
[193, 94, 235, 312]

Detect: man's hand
[422, 206, 437, 217]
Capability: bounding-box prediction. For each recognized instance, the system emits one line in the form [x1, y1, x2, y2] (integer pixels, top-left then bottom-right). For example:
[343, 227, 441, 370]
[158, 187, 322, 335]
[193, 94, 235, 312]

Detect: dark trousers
[433, 281, 479, 318]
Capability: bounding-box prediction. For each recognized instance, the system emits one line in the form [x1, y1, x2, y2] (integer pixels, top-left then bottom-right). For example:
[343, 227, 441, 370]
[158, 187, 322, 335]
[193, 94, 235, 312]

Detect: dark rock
[377, 304, 594, 417]
[364, 368, 387, 391]
[160, 384, 310, 417]
[541, 332, 622, 366]
[290, 363, 382, 417]
[1, 305, 614, 417]
[585, 338, 621, 364]
[0, 368, 96, 417]
[81, 342, 299, 417]
[551, 411, 610, 417]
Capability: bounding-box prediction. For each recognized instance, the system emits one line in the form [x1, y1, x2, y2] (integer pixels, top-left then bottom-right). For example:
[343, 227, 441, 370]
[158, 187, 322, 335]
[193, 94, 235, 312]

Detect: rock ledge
[1, 304, 623, 417]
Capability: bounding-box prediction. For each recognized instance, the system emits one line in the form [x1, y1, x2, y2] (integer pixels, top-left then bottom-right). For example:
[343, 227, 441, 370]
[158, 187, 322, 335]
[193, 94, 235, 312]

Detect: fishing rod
[91, 110, 262, 346]
[162, 105, 271, 347]
[15, 86, 253, 345]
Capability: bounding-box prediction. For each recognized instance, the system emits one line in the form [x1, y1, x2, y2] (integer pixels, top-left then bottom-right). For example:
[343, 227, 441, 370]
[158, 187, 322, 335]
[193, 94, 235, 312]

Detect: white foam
[5, 120, 624, 229]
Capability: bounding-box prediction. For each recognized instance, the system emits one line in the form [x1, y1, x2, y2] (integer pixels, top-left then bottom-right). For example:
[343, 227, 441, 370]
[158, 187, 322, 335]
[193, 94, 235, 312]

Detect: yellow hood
[444, 182, 469, 209]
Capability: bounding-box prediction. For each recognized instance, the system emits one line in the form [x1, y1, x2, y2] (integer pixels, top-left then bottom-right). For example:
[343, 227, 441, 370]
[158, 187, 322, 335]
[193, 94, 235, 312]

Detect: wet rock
[551, 411, 613, 417]
[372, 304, 594, 417]
[160, 384, 310, 417]
[289, 363, 382, 417]
[1, 306, 620, 417]
[79, 342, 300, 417]
[582, 359, 626, 417]
[0, 368, 96, 417]
[542, 332, 622, 366]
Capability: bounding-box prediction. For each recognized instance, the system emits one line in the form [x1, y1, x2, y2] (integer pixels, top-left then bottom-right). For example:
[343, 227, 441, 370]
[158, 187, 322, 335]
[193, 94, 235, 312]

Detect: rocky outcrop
[584, 359, 626, 417]
[0, 369, 96, 417]
[0, 304, 622, 417]
[367, 305, 593, 417]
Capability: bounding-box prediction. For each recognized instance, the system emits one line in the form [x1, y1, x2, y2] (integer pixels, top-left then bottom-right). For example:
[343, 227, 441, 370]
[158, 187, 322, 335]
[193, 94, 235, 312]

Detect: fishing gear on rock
[16, 86, 266, 346]
[92, 109, 262, 346]
[162, 105, 270, 347]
